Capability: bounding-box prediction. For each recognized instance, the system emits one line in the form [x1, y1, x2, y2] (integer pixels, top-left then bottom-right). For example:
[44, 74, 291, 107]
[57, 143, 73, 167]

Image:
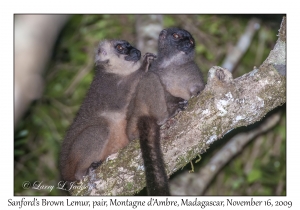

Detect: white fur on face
[96, 40, 141, 76]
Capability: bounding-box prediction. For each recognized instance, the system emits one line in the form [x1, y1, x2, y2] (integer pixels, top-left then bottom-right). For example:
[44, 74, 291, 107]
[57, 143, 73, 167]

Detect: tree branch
[221, 18, 261, 72]
[70, 17, 286, 196]
[169, 111, 281, 195]
[135, 15, 163, 55]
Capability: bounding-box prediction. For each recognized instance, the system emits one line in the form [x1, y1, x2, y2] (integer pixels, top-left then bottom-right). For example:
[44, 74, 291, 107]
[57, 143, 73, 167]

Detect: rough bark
[70, 17, 286, 196]
[169, 111, 281, 195]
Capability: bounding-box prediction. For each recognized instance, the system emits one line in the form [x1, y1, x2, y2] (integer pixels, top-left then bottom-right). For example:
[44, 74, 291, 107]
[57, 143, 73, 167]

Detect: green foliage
[247, 169, 262, 184]
[163, 16, 176, 27]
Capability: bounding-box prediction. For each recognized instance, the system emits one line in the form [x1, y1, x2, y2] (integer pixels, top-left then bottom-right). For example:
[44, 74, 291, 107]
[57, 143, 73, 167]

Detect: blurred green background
[14, 14, 286, 195]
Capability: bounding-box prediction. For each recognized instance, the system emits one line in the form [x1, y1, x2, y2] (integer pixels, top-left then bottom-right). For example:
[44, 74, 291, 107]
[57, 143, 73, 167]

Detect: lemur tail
[138, 116, 170, 195]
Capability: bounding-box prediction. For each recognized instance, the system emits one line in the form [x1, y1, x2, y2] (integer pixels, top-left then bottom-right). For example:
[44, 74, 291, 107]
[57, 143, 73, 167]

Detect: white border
[2, 0, 299, 209]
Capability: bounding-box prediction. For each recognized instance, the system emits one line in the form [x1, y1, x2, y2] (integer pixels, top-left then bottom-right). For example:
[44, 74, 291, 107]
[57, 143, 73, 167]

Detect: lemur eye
[116, 45, 123, 51]
[173, 33, 180, 39]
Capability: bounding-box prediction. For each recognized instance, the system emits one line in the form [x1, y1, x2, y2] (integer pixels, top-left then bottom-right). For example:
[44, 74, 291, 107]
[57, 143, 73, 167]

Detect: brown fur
[59, 40, 153, 182]
[126, 28, 205, 195]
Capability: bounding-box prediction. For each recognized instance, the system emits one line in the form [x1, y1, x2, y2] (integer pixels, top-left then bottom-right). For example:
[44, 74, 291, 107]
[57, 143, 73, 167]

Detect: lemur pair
[59, 28, 205, 195]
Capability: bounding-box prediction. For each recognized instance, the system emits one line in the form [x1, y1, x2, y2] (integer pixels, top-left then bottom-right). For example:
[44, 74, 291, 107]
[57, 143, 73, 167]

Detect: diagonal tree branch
[169, 111, 281, 195]
[221, 18, 261, 72]
[70, 17, 286, 196]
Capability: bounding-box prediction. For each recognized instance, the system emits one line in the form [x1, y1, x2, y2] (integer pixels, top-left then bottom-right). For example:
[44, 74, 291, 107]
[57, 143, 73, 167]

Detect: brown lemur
[59, 39, 156, 183]
[126, 28, 205, 195]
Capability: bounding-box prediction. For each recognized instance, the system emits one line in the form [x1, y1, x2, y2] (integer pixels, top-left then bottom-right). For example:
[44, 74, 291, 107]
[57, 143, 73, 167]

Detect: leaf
[247, 169, 262, 184]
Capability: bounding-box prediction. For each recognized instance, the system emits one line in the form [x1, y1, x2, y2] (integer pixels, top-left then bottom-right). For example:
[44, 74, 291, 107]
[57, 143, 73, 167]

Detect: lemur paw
[90, 161, 102, 170]
[178, 100, 188, 110]
[143, 52, 157, 62]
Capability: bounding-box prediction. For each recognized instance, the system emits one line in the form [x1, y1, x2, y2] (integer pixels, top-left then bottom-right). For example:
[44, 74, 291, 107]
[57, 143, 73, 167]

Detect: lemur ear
[159, 29, 167, 40]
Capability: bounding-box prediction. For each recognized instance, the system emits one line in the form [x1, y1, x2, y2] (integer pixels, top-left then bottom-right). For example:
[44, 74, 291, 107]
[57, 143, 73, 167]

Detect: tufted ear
[159, 29, 167, 40]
